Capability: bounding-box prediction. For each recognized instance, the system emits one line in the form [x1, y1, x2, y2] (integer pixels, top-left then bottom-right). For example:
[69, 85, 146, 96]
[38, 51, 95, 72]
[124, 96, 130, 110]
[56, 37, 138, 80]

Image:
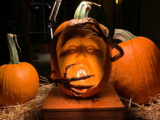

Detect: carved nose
[76, 46, 87, 57]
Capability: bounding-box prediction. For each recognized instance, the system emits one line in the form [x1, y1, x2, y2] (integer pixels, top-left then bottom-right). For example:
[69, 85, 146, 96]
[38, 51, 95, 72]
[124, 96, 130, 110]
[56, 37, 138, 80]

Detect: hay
[0, 83, 53, 120]
[122, 96, 160, 120]
[1, 83, 160, 120]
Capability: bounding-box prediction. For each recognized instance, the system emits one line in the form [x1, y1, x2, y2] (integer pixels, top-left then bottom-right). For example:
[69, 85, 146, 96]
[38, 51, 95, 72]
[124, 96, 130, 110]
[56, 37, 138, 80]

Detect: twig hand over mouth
[48, 64, 94, 97]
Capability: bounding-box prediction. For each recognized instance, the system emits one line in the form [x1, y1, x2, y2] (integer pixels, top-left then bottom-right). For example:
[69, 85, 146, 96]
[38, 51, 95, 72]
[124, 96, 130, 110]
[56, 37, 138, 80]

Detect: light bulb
[77, 68, 87, 78]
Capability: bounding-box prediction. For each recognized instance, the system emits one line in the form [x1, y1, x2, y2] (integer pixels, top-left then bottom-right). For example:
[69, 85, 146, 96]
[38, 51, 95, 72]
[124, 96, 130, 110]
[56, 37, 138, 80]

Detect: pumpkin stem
[74, 1, 101, 19]
[113, 29, 137, 42]
[7, 33, 20, 64]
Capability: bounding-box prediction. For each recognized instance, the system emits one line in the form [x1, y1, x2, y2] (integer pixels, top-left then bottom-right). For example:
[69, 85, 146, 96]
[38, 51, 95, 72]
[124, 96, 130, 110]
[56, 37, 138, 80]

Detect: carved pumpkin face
[55, 23, 112, 97]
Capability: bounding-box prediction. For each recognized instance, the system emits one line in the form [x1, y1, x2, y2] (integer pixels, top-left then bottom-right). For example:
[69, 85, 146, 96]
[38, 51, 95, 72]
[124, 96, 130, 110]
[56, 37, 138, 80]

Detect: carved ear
[111, 43, 124, 62]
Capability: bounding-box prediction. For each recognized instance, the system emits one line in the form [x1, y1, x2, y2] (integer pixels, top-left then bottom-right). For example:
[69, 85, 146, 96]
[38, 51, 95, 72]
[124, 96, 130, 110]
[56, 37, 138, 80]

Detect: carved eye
[68, 46, 77, 53]
[86, 46, 96, 53]
[60, 45, 78, 57]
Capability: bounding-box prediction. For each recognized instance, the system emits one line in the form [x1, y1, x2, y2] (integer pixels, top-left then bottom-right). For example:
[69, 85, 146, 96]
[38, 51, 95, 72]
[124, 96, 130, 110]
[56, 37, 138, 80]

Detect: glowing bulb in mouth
[77, 69, 87, 78]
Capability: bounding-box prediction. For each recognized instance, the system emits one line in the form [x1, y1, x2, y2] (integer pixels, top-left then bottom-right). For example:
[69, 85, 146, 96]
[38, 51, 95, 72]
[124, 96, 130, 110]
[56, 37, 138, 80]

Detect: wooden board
[41, 83, 125, 120]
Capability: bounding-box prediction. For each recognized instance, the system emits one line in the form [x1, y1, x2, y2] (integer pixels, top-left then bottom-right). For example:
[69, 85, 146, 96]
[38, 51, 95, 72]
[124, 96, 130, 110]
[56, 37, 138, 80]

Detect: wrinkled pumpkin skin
[110, 37, 160, 104]
[0, 62, 39, 106]
[50, 19, 112, 98]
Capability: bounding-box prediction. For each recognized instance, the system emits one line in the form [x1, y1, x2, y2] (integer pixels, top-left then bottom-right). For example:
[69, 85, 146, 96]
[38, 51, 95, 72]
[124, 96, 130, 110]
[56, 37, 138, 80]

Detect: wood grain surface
[41, 83, 125, 120]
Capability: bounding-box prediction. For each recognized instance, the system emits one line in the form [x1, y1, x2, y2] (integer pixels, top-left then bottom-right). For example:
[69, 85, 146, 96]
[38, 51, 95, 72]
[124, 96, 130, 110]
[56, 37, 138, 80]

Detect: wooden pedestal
[41, 83, 125, 120]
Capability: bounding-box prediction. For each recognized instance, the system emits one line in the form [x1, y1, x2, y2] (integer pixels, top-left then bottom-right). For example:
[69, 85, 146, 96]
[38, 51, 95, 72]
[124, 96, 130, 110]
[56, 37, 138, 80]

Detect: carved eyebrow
[62, 40, 79, 50]
[59, 45, 78, 57]
[85, 36, 104, 48]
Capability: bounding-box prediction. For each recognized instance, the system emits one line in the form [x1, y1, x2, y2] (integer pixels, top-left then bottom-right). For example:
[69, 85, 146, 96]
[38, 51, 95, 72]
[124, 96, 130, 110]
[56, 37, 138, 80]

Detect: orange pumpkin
[50, 2, 123, 98]
[0, 34, 39, 106]
[110, 29, 160, 104]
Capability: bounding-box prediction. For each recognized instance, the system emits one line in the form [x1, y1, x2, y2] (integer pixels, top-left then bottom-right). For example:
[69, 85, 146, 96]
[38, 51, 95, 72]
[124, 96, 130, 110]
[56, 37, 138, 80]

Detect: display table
[41, 83, 125, 120]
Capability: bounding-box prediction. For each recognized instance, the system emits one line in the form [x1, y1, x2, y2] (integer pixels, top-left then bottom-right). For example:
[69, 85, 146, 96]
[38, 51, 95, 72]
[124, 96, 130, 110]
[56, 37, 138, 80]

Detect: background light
[116, 0, 119, 5]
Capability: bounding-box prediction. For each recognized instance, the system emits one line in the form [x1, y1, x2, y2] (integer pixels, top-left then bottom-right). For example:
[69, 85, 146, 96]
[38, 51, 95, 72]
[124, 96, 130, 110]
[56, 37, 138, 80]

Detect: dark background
[0, 0, 160, 65]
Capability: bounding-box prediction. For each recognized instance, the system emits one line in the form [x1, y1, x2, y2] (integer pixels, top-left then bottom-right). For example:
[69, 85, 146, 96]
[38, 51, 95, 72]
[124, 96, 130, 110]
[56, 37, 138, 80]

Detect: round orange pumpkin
[0, 34, 39, 106]
[110, 29, 160, 104]
[50, 2, 123, 98]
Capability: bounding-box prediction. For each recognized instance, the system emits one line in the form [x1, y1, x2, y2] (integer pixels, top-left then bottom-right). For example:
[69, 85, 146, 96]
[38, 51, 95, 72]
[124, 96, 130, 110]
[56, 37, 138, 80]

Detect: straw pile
[0, 82, 160, 120]
[0, 83, 53, 120]
[124, 96, 160, 120]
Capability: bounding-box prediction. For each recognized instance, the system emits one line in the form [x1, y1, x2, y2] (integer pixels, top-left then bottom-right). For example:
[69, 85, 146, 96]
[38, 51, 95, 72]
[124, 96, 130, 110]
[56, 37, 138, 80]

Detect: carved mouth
[67, 63, 95, 96]
[71, 67, 93, 96]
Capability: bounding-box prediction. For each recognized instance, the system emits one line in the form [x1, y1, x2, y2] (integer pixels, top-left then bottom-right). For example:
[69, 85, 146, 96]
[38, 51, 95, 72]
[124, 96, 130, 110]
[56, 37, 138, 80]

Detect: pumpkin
[0, 34, 39, 106]
[109, 29, 160, 104]
[50, 1, 123, 98]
